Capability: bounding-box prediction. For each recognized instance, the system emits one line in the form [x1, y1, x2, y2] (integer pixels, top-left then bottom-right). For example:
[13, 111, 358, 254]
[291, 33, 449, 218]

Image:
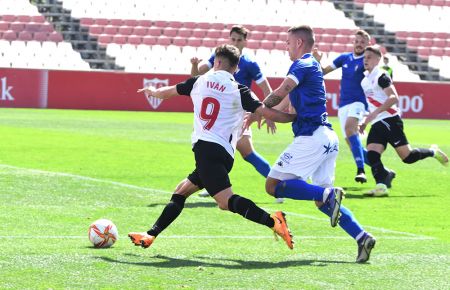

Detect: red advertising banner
[1, 68, 449, 120]
[0, 68, 48, 108]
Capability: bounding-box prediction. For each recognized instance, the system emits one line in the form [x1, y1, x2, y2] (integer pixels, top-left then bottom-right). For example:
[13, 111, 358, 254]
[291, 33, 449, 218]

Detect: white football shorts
[337, 101, 366, 137]
[268, 126, 339, 187]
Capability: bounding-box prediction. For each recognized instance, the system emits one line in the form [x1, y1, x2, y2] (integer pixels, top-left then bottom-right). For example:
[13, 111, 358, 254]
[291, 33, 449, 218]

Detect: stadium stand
[1, 0, 448, 81]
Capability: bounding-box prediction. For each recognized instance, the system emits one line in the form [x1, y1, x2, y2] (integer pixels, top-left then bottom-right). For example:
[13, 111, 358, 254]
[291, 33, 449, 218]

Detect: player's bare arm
[255, 104, 297, 124]
[313, 47, 334, 75]
[263, 77, 296, 108]
[190, 58, 210, 76]
[137, 85, 179, 100]
[258, 79, 272, 98]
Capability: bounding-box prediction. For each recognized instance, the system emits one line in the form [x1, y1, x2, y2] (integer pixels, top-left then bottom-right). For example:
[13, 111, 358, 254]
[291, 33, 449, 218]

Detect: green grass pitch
[0, 108, 449, 289]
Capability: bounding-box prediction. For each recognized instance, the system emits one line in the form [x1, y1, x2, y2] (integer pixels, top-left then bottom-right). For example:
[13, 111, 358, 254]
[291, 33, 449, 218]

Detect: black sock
[228, 194, 274, 228]
[367, 151, 388, 184]
[403, 148, 434, 164]
[147, 194, 186, 237]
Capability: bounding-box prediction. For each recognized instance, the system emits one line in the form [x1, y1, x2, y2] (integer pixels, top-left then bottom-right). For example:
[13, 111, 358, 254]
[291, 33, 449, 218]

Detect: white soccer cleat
[275, 198, 284, 204]
[364, 183, 388, 197]
[198, 191, 210, 197]
[431, 144, 449, 167]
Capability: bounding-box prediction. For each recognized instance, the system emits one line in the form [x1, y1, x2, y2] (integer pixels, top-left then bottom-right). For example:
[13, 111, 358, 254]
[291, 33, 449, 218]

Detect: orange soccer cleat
[271, 211, 294, 250]
[128, 232, 155, 249]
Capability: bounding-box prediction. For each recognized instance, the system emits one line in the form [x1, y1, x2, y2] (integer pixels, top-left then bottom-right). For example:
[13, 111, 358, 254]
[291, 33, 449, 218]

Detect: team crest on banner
[143, 78, 169, 109]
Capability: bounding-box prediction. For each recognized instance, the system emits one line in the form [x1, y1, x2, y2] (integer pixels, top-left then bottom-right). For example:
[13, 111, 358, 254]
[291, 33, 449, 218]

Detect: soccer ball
[88, 219, 118, 248]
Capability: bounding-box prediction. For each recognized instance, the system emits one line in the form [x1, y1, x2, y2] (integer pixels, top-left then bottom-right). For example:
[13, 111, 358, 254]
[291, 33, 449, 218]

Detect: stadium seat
[128, 35, 141, 45]
[3, 31, 17, 41]
[103, 25, 118, 35]
[132, 26, 147, 36]
[18, 31, 33, 41]
[173, 37, 187, 46]
[142, 36, 157, 45]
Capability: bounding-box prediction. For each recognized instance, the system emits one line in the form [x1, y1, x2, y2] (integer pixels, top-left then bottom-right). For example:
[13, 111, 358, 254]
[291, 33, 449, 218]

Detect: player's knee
[265, 181, 276, 196]
[217, 202, 229, 211]
[367, 150, 381, 165]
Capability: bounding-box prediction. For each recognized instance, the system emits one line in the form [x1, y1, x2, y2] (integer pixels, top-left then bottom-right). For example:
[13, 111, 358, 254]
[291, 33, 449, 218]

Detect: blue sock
[363, 148, 371, 166]
[244, 151, 271, 177]
[274, 179, 324, 201]
[319, 204, 364, 240]
[348, 134, 365, 169]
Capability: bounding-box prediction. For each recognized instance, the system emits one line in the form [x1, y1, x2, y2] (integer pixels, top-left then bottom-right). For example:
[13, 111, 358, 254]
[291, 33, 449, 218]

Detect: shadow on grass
[97, 253, 353, 269]
[147, 202, 217, 208]
[344, 193, 437, 199]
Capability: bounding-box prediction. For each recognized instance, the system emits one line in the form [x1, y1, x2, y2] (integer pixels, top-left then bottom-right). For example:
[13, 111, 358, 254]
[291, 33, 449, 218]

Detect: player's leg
[342, 102, 367, 183]
[128, 177, 200, 248]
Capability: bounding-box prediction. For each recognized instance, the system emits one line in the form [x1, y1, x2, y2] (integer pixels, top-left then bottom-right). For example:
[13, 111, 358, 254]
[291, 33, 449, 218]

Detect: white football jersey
[361, 66, 398, 124]
[176, 70, 262, 158]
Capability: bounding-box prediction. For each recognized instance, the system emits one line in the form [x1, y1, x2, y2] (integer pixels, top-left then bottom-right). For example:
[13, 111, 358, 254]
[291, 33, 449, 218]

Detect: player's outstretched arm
[262, 77, 296, 108]
[190, 57, 210, 76]
[137, 85, 179, 100]
[255, 104, 297, 123]
[313, 47, 335, 75]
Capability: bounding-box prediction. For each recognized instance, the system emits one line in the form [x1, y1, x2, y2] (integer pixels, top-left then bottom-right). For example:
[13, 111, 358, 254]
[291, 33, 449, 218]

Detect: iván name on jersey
[207, 81, 226, 92]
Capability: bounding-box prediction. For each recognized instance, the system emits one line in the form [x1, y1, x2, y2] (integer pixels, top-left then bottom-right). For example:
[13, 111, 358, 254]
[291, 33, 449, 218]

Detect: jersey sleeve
[238, 84, 262, 113]
[377, 73, 392, 89]
[176, 76, 200, 96]
[287, 61, 304, 85]
[332, 53, 345, 69]
[248, 60, 265, 84]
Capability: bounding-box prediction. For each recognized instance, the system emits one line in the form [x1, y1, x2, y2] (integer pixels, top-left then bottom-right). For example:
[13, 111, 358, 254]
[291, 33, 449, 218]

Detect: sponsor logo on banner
[143, 78, 169, 109]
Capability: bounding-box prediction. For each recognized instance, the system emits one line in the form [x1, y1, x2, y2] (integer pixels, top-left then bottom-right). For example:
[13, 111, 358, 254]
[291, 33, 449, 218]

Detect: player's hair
[365, 45, 382, 58]
[229, 25, 249, 39]
[215, 44, 241, 67]
[355, 29, 371, 42]
[287, 25, 315, 48]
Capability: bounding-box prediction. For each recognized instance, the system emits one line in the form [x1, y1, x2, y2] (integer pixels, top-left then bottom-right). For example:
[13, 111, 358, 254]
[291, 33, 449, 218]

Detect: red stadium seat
[89, 25, 103, 35]
[48, 32, 63, 42]
[206, 29, 221, 39]
[264, 32, 279, 42]
[274, 41, 286, 51]
[417, 47, 430, 58]
[260, 40, 274, 50]
[168, 21, 183, 29]
[163, 27, 178, 37]
[3, 30, 17, 41]
[246, 39, 260, 49]
[147, 27, 162, 36]
[153, 20, 168, 28]
[172, 37, 187, 46]
[31, 15, 46, 23]
[133, 26, 147, 36]
[396, 31, 408, 40]
[430, 47, 444, 57]
[34, 31, 48, 42]
[142, 36, 157, 45]
[431, 0, 444, 6]
[321, 34, 335, 43]
[118, 26, 133, 35]
[335, 35, 348, 44]
[157, 36, 171, 46]
[112, 35, 126, 45]
[1, 15, 16, 22]
[18, 31, 33, 41]
[316, 42, 331, 52]
[128, 35, 141, 45]
[407, 38, 420, 47]
[408, 31, 421, 38]
[419, 38, 433, 47]
[80, 18, 94, 26]
[435, 32, 448, 39]
[197, 22, 211, 29]
[95, 18, 109, 26]
[220, 30, 229, 38]
[269, 25, 285, 33]
[254, 25, 269, 32]
[137, 20, 152, 27]
[192, 29, 207, 38]
[103, 25, 118, 35]
[98, 34, 113, 45]
[211, 23, 225, 30]
[0, 22, 9, 32]
[109, 19, 123, 26]
[332, 43, 346, 53]
[202, 38, 216, 47]
[250, 31, 264, 40]
[216, 38, 228, 45]
[183, 22, 197, 29]
[324, 28, 338, 36]
[9, 22, 25, 32]
[17, 15, 31, 22]
[432, 39, 445, 47]
[178, 28, 192, 38]
[123, 19, 137, 26]
[40, 23, 54, 33]
[186, 37, 202, 47]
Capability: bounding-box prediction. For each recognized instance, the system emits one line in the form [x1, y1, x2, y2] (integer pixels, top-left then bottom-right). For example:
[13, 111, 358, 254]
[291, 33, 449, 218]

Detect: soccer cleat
[271, 211, 294, 250]
[356, 234, 376, 263]
[128, 232, 155, 249]
[198, 191, 210, 198]
[326, 187, 344, 227]
[275, 197, 284, 204]
[364, 183, 388, 197]
[355, 168, 367, 183]
[431, 144, 449, 167]
[384, 169, 396, 189]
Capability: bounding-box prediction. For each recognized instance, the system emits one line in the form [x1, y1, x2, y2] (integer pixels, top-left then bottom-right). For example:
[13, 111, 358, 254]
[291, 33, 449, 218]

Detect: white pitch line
[0, 235, 435, 240]
[0, 164, 436, 240]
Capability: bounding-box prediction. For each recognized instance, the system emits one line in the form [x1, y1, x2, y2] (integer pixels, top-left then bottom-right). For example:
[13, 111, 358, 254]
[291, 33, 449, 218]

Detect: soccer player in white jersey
[191, 25, 284, 203]
[129, 44, 296, 250]
[360, 46, 448, 197]
[247, 25, 376, 263]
